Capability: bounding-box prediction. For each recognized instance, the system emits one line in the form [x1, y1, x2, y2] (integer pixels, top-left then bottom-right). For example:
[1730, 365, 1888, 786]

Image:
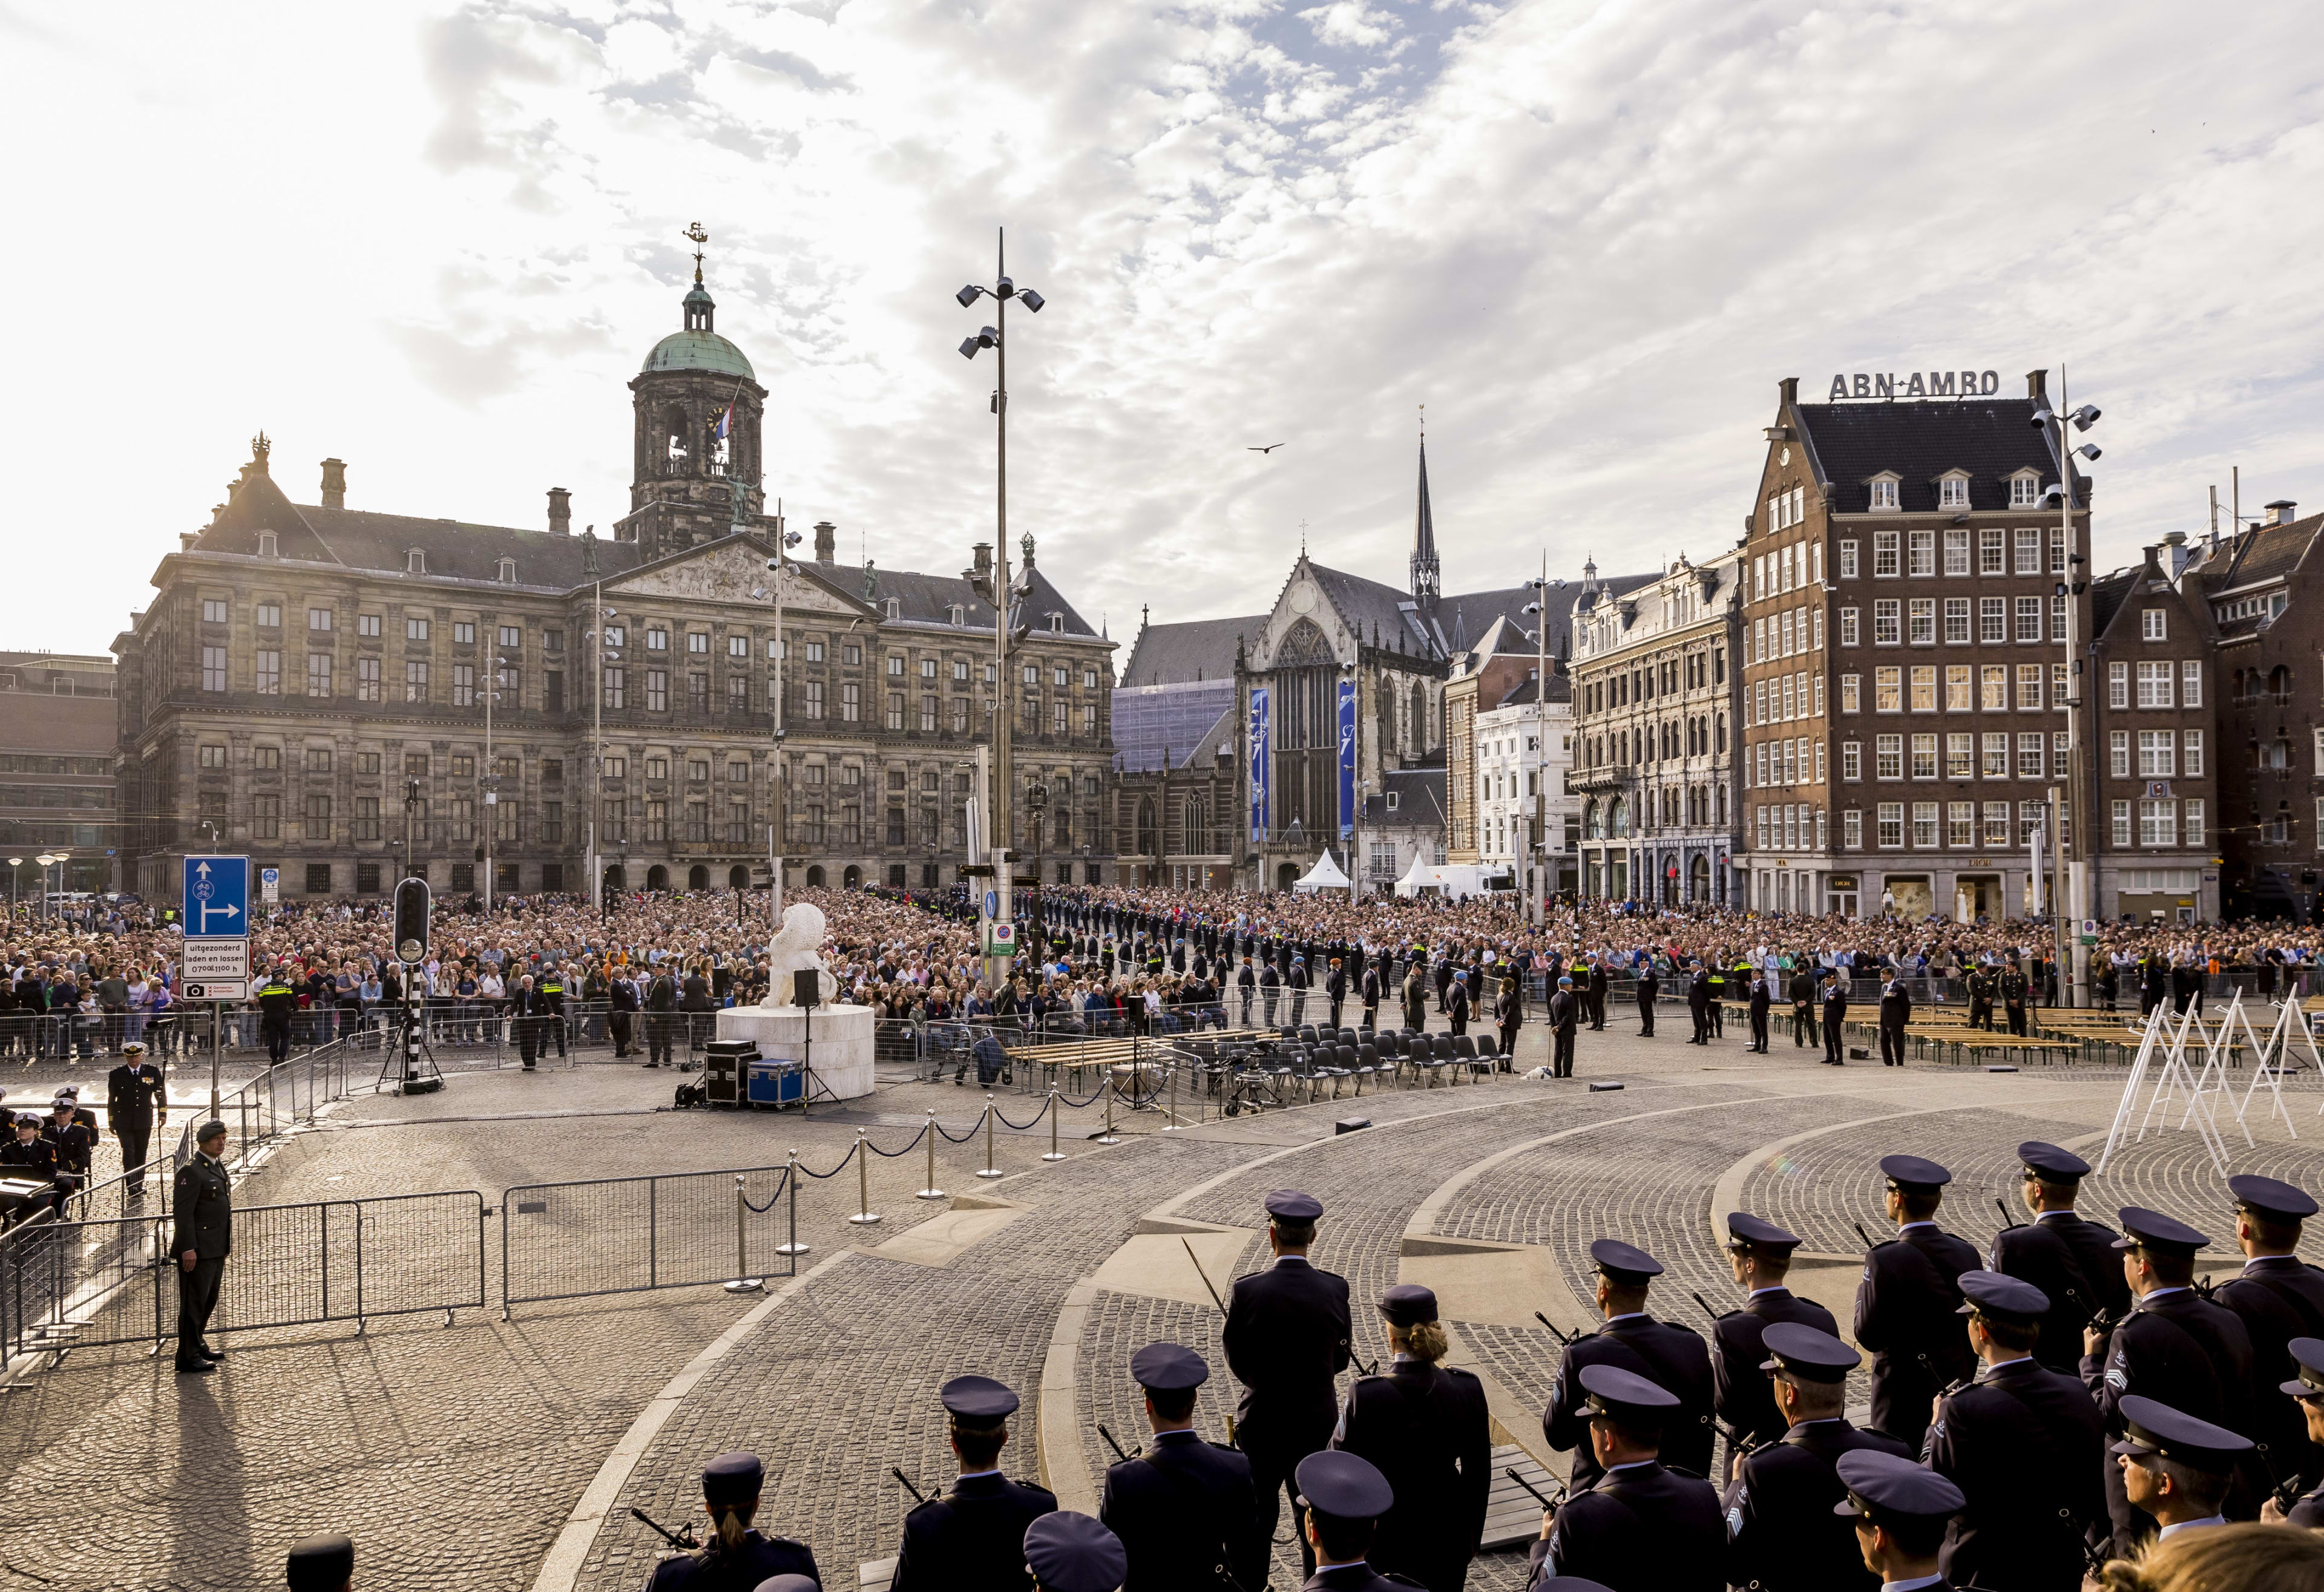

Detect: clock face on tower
[1289, 581, 1316, 615]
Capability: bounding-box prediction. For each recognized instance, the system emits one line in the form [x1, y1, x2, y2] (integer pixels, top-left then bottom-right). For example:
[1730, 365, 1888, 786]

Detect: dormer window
[948, 604, 965, 626]
[2009, 472, 2042, 507]
[498, 557, 516, 584]
[1387, 791, 1400, 813]
[257, 531, 278, 559]
[1868, 474, 1900, 512]
[406, 548, 426, 574]
[1937, 474, 1969, 510]
[884, 598, 900, 620]
[1047, 613, 1064, 633]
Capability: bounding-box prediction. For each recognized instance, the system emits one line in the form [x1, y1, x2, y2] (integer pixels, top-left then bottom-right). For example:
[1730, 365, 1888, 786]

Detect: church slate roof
[1793, 398, 2081, 515]
[1119, 615, 1266, 687]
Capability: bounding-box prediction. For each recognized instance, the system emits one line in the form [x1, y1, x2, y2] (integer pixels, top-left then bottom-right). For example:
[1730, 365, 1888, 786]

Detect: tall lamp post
[5, 857, 18, 920]
[582, 528, 617, 918]
[481, 649, 510, 910]
[2032, 380, 2103, 1004]
[956, 229, 1044, 988]
[752, 520, 805, 932]
[36, 852, 63, 920]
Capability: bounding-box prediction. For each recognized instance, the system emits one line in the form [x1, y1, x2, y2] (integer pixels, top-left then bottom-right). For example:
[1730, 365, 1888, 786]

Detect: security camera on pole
[956, 229, 1044, 989]
[2030, 378, 2103, 1006]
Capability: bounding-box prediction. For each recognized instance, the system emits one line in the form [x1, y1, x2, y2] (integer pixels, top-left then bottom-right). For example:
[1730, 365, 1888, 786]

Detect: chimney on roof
[2026, 369, 2049, 405]
[813, 520, 836, 562]
[2162, 530, 2191, 583]
[547, 487, 572, 536]
[179, 531, 198, 552]
[2268, 499, 2298, 526]
[319, 458, 346, 511]
[1779, 376, 1797, 407]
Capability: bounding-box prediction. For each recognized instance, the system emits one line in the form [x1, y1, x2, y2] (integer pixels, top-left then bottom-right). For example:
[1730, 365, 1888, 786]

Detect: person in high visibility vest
[255, 969, 299, 1066]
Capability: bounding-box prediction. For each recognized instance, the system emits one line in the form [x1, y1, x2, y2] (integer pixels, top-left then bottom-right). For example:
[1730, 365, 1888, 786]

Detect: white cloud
[2, 0, 2322, 656]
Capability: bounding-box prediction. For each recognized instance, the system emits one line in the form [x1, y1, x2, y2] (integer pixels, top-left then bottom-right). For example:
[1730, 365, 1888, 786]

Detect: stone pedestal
[714, 1003, 877, 1101]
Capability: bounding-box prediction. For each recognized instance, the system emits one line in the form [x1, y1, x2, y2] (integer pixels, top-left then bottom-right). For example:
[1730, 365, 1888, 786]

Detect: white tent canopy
[1394, 860, 1506, 898]
[1292, 850, 1351, 892]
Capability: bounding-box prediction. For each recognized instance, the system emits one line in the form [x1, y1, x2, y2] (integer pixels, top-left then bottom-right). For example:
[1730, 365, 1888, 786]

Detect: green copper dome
[641, 328, 755, 381]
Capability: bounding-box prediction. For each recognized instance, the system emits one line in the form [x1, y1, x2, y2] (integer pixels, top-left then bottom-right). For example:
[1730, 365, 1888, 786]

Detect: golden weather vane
[684, 221, 708, 284]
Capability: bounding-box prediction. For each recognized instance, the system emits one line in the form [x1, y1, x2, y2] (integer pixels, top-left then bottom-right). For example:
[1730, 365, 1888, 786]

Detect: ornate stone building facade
[111, 270, 1117, 902]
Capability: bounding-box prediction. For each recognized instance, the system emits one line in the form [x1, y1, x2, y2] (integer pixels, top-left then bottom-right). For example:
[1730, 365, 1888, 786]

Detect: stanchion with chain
[848, 1130, 881, 1225]
[977, 1093, 1005, 1179]
[724, 1173, 764, 1292]
[1043, 1088, 1066, 1161]
[1096, 1069, 1121, 1145]
[775, 1150, 809, 1257]
[1163, 1058, 1186, 1132]
[917, 1109, 946, 1200]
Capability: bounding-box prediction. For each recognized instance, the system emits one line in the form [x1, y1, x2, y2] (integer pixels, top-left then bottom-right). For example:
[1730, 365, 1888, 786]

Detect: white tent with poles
[1292, 850, 1351, 893]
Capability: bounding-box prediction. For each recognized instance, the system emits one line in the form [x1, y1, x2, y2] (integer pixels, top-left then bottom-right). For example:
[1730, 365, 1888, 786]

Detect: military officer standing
[1632, 963, 1656, 1038]
[2000, 958, 2031, 1037]
[2216, 1174, 2324, 1501]
[2108, 1396, 2250, 1545]
[2080, 1210, 2254, 1558]
[1988, 1142, 2101, 1371]
[1965, 961, 1995, 1031]
[1819, 971, 1847, 1065]
[1744, 969, 1771, 1053]
[1532, 1366, 1723, 1592]
[1787, 964, 1817, 1049]
[2263, 1337, 2324, 1525]
[1876, 970, 1911, 1067]
[1291, 1450, 1427, 1592]
[1586, 957, 1609, 1032]
[1024, 1511, 1128, 1592]
[643, 1452, 819, 1591]
[2003, 1144, 2132, 1323]
[1852, 1155, 1978, 1450]
[1332, 1285, 1490, 1592]
[1719, 1325, 1908, 1592]
[1223, 1190, 1353, 1580]
[1100, 1342, 1262, 1592]
[105, 1041, 167, 1191]
[1831, 1452, 1967, 1592]
[1923, 1272, 2105, 1591]
[171, 1119, 232, 1375]
[1686, 965, 1711, 1046]
[891, 1376, 1057, 1592]
[1548, 978, 1578, 1078]
[1710, 1214, 1839, 1454]
[1543, 1241, 1714, 1490]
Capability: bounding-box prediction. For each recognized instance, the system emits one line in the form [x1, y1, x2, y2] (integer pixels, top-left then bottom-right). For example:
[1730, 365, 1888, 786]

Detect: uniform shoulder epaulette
[764, 1534, 811, 1550]
[903, 1495, 947, 1521]
[1380, 1576, 1430, 1589]
[1865, 1236, 1900, 1251]
[1662, 1463, 1707, 1480]
[1017, 1476, 1057, 1496]
[1442, 1364, 1482, 1383]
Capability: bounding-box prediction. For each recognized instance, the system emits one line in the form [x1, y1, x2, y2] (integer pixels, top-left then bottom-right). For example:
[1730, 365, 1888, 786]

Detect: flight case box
[703, 1039, 758, 1106]
[747, 1057, 804, 1107]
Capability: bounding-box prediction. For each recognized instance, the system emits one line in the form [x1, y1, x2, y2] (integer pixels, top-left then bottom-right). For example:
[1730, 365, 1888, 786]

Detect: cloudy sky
[5, 1, 2322, 654]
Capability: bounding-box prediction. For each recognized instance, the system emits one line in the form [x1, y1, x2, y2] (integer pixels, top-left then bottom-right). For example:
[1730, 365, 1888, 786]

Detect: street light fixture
[2032, 376, 2102, 1001]
[756, 528, 805, 931]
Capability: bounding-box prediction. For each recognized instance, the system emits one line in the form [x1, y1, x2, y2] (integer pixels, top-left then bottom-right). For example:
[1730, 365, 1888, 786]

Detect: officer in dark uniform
[1819, 971, 1847, 1065]
[539, 965, 569, 1058]
[105, 1041, 168, 1191]
[2265, 1337, 2324, 1525]
[1632, 963, 1656, 1039]
[1744, 969, 1771, 1053]
[1261, 958, 1282, 1029]
[1965, 962, 1995, 1031]
[1223, 1190, 1353, 1579]
[1710, 1214, 1838, 1454]
[1, 1112, 62, 1224]
[1924, 1271, 2105, 1591]
[2003, 1145, 2132, 1323]
[1290, 1450, 1426, 1592]
[1548, 978, 1578, 1078]
[171, 1119, 233, 1374]
[1100, 1341, 1262, 1592]
[2216, 1174, 2324, 1505]
[1704, 962, 1725, 1038]
[1852, 1155, 1978, 1452]
[1876, 970, 1911, 1067]
[891, 1375, 1057, 1592]
[609, 969, 640, 1058]
[1333, 1284, 1490, 1592]
[1783, 964, 1813, 1049]
[284, 1533, 354, 1592]
[1830, 1451, 1966, 1592]
[2107, 1396, 2249, 1544]
[2000, 958, 2030, 1037]
[643, 1452, 819, 1591]
[1360, 959, 1381, 1033]
[1988, 1142, 2101, 1372]
[1531, 1366, 1722, 1592]
[255, 968, 299, 1066]
[2080, 1209, 2254, 1557]
[1024, 1510, 1128, 1592]
[1719, 1325, 1908, 1592]
[1586, 958, 1609, 1032]
[646, 963, 679, 1067]
[1543, 1240, 1715, 1490]
[1686, 965, 1711, 1046]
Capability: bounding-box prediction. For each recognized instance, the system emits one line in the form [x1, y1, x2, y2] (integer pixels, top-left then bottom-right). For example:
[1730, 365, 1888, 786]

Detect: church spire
[1410, 407, 1440, 605]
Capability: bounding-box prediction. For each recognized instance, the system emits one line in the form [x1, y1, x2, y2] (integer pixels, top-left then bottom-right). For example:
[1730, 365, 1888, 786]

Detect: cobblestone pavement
[4, 1024, 2320, 1591]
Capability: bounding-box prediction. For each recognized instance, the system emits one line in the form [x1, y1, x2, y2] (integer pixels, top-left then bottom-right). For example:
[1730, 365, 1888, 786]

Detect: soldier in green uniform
[1964, 963, 1995, 1031]
[1999, 958, 2030, 1037]
[172, 1119, 233, 1375]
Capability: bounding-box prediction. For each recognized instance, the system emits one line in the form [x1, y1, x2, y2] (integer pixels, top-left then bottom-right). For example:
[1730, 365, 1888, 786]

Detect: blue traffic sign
[183, 855, 250, 938]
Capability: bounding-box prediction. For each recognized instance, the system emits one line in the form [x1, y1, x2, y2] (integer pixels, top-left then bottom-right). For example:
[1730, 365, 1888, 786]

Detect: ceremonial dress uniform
[1853, 1156, 1978, 1451]
[1025, 1510, 1128, 1592]
[1744, 975, 1770, 1053]
[643, 1453, 819, 1592]
[892, 1377, 1056, 1592]
[1819, 975, 1846, 1065]
[1100, 1342, 1262, 1592]
[2216, 1176, 2324, 1503]
[1292, 1452, 1428, 1592]
[1686, 969, 1710, 1046]
[1547, 981, 1578, 1078]
[1988, 1219, 2098, 1372]
[1876, 977, 1911, 1067]
[1333, 1286, 1491, 1592]
[1533, 1368, 1722, 1592]
[171, 1127, 234, 1373]
[105, 1046, 167, 1186]
[1709, 1216, 1838, 1452]
[1543, 1242, 1715, 1490]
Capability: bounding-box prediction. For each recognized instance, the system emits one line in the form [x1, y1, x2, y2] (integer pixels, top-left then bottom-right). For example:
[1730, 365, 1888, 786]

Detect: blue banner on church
[1248, 687, 1270, 842]
[1337, 679, 1357, 840]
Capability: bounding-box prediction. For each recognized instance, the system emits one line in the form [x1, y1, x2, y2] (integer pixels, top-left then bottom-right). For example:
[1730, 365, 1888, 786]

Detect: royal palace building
[111, 266, 1118, 902]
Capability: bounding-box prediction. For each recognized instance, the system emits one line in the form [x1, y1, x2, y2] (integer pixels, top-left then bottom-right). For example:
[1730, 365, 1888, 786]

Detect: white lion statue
[760, 902, 832, 1007]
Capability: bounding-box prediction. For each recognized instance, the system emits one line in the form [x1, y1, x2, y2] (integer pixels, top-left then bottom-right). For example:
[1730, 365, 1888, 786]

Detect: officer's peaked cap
[1879, 1155, 1951, 1191]
[940, 1374, 1020, 1424]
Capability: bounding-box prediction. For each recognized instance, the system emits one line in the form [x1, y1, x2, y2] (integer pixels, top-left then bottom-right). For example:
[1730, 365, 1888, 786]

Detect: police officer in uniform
[1744, 969, 1771, 1053]
[1686, 964, 1711, 1047]
[646, 962, 680, 1067]
[1923, 1272, 2105, 1591]
[2006, 1144, 2132, 1325]
[1853, 1155, 1978, 1452]
[2000, 958, 2030, 1038]
[1819, 971, 1847, 1066]
[1024, 1511, 1128, 1592]
[1100, 1342, 1262, 1592]
[1223, 1190, 1353, 1579]
[1548, 977, 1578, 1078]
[1719, 1325, 1908, 1592]
[1875, 970, 1911, 1067]
[1332, 1285, 1490, 1592]
[2079, 1208, 2254, 1558]
[1710, 1214, 1838, 1455]
[2107, 1396, 2250, 1545]
[1543, 1241, 1715, 1490]
[1531, 1366, 1722, 1592]
[1633, 962, 1656, 1039]
[2263, 1337, 2324, 1525]
[2216, 1174, 2324, 1505]
[256, 968, 299, 1066]
[171, 1119, 233, 1375]
[1787, 963, 1817, 1050]
[1586, 958, 1609, 1033]
[284, 1533, 355, 1592]
[1292, 1450, 1427, 1592]
[1830, 1452, 1966, 1592]
[643, 1452, 819, 1590]
[892, 1375, 1057, 1592]
[1988, 1142, 2101, 1372]
[105, 1040, 167, 1192]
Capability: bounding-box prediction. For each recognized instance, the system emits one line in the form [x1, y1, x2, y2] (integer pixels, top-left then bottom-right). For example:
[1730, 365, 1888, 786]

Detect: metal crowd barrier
[501, 1162, 799, 1310]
